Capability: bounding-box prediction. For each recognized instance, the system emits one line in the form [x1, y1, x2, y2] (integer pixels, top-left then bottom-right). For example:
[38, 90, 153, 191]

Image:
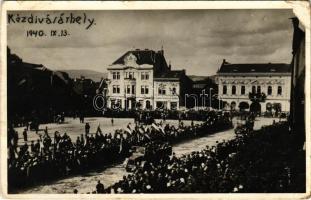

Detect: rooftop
[112, 49, 163, 65]
[218, 60, 291, 74]
[110, 48, 170, 75]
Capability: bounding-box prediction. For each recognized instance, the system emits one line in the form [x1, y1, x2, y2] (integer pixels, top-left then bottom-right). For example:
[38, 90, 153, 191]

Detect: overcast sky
[8, 9, 295, 76]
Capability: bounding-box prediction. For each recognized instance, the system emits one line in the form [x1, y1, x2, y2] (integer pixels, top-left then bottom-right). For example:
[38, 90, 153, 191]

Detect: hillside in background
[188, 75, 216, 82]
[60, 69, 107, 82]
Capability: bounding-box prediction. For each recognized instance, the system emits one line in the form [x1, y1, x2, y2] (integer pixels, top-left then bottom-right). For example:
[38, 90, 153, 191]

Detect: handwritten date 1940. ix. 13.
[26, 29, 69, 38]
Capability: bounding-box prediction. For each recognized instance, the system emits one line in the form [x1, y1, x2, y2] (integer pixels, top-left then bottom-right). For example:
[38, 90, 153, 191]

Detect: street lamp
[209, 88, 213, 110]
[219, 97, 221, 110]
[212, 93, 220, 111]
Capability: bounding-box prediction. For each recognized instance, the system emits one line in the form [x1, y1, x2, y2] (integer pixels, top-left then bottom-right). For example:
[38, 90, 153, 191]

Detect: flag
[18, 78, 27, 86]
[119, 138, 123, 153]
[139, 128, 144, 134]
[159, 126, 165, 134]
[151, 123, 160, 131]
[50, 71, 54, 86]
[125, 127, 132, 134]
[96, 124, 102, 134]
[144, 133, 151, 140]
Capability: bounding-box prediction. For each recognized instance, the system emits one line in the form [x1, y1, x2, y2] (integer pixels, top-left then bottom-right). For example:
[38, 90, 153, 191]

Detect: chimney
[223, 59, 226, 64]
[168, 61, 171, 70]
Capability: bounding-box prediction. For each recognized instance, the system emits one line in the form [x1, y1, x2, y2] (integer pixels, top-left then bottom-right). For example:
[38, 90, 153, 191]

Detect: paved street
[15, 117, 282, 194]
[15, 117, 201, 146]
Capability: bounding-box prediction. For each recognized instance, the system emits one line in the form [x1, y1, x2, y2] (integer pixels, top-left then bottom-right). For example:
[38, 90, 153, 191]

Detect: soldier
[96, 180, 105, 193]
[34, 139, 41, 153]
[13, 130, 19, 150]
[80, 134, 85, 147]
[30, 141, 35, 152]
[85, 123, 90, 135]
[23, 128, 27, 142]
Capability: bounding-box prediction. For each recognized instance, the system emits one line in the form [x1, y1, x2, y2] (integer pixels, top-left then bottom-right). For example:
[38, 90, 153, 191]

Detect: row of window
[141, 72, 150, 80]
[112, 85, 177, 95]
[222, 85, 282, 95]
[156, 101, 178, 109]
[126, 85, 136, 94]
[141, 85, 149, 94]
[112, 72, 121, 80]
[110, 100, 178, 110]
[112, 71, 150, 80]
[112, 85, 150, 94]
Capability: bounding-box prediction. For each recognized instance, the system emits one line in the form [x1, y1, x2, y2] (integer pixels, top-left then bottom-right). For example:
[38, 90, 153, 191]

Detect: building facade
[217, 60, 291, 113]
[289, 17, 305, 141]
[189, 75, 218, 109]
[106, 49, 192, 110]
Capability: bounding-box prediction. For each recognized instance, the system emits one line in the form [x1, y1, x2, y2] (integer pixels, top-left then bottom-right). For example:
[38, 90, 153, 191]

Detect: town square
[5, 7, 307, 195]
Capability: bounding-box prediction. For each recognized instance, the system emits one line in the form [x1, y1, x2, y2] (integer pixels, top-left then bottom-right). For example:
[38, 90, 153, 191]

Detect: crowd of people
[8, 111, 233, 191]
[102, 121, 304, 193]
[104, 109, 230, 121]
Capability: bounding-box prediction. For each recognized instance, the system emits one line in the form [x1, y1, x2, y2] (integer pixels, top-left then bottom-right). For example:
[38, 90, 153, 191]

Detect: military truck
[125, 141, 172, 172]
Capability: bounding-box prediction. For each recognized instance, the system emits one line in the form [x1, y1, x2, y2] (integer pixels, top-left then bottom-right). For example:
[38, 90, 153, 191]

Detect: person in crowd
[12, 130, 19, 151]
[85, 123, 90, 135]
[8, 111, 237, 191]
[96, 180, 105, 193]
[79, 112, 84, 123]
[30, 141, 35, 152]
[96, 124, 102, 134]
[80, 134, 85, 146]
[34, 139, 41, 153]
[26, 121, 30, 131]
[111, 118, 114, 126]
[23, 128, 28, 142]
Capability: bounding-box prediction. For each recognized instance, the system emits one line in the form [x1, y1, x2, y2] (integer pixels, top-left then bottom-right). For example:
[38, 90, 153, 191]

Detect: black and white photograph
[1, 1, 309, 198]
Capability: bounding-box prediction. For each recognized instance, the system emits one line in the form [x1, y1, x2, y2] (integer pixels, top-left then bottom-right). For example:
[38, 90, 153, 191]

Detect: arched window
[241, 85, 245, 95]
[232, 85, 236, 95]
[266, 102, 272, 111]
[239, 101, 249, 110]
[277, 86, 282, 95]
[267, 86, 272, 95]
[257, 86, 261, 93]
[231, 101, 236, 110]
[223, 85, 227, 95]
[252, 86, 256, 93]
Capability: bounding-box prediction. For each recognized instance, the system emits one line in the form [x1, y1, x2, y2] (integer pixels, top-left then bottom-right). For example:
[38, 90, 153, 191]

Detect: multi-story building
[106, 48, 192, 110]
[217, 59, 291, 113]
[289, 17, 305, 140]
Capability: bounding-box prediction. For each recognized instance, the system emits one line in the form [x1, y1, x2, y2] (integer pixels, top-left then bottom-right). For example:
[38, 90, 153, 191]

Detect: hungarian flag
[119, 138, 123, 153]
[139, 128, 145, 134]
[151, 123, 160, 131]
[144, 133, 151, 140]
[125, 127, 132, 134]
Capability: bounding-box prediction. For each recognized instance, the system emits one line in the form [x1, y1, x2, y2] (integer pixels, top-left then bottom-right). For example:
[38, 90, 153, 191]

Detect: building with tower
[106, 48, 192, 110]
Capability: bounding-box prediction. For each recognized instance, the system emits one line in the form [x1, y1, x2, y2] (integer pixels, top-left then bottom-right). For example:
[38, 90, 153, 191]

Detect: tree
[272, 103, 282, 116]
[249, 92, 266, 114]
[239, 102, 249, 111]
